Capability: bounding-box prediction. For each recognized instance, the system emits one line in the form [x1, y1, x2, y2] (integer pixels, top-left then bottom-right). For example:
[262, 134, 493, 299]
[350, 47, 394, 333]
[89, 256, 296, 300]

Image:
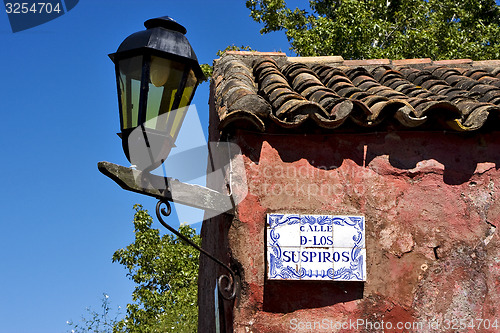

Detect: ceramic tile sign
[266, 214, 366, 281]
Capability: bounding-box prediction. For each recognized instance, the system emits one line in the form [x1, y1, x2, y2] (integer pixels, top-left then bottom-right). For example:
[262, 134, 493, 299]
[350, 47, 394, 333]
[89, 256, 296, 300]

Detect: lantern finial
[144, 16, 187, 35]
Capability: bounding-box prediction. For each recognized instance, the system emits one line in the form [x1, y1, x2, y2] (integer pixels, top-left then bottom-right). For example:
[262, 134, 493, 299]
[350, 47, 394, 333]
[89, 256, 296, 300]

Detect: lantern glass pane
[145, 56, 186, 132]
[178, 69, 197, 109]
[117, 56, 143, 130]
[168, 69, 197, 139]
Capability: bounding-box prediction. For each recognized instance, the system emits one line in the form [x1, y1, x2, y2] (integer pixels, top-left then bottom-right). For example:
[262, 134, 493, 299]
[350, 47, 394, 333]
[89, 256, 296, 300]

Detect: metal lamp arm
[155, 200, 238, 300]
[98, 161, 239, 300]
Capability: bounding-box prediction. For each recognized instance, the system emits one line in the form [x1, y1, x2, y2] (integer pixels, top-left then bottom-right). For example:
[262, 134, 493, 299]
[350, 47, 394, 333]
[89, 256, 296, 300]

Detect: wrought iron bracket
[156, 200, 239, 300]
[98, 161, 239, 300]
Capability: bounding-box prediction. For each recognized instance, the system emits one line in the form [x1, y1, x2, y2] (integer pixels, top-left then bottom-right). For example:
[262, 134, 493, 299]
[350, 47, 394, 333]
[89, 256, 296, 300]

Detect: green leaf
[112, 205, 200, 332]
[246, 0, 500, 60]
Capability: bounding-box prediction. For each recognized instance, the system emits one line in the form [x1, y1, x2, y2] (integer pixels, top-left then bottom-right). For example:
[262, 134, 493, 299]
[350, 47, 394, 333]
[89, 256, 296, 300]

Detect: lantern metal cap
[144, 16, 187, 35]
[108, 16, 204, 80]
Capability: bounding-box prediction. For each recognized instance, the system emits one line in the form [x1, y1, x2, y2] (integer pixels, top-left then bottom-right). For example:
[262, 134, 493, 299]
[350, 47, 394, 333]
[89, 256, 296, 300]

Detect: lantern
[109, 16, 204, 170]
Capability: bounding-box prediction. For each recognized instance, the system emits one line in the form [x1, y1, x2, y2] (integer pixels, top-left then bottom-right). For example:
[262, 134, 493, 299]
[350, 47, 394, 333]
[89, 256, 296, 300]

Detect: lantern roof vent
[144, 16, 187, 35]
[108, 16, 203, 80]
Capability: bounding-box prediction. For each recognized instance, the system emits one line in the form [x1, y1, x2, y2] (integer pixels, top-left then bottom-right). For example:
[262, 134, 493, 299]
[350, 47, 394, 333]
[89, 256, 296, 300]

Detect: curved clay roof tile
[213, 54, 500, 133]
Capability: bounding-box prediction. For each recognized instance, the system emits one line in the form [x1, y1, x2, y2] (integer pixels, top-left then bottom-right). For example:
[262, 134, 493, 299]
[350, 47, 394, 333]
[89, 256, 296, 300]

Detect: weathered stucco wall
[199, 129, 500, 332]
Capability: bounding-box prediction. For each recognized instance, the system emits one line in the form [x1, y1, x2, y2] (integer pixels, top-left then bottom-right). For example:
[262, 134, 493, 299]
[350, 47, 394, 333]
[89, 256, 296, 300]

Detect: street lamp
[99, 16, 238, 301]
[109, 16, 204, 171]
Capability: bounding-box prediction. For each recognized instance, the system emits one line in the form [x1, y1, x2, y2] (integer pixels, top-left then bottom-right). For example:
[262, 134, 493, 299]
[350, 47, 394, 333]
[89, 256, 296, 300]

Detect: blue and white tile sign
[266, 214, 366, 281]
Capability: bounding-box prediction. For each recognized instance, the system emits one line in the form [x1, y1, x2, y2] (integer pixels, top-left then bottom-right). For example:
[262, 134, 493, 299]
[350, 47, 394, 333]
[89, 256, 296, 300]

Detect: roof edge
[287, 56, 344, 64]
[224, 50, 286, 56]
[216, 52, 500, 70]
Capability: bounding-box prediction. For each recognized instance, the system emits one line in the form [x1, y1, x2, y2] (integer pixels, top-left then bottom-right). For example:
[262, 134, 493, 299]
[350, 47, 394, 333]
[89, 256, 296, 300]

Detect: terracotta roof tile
[392, 58, 432, 66]
[212, 54, 500, 133]
[343, 59, 391, 66]
[433, 59, 473, 66]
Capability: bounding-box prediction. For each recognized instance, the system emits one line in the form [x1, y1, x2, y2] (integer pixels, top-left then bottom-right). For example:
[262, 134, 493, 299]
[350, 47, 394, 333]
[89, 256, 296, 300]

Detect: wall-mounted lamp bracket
[98, 161, 239, 300]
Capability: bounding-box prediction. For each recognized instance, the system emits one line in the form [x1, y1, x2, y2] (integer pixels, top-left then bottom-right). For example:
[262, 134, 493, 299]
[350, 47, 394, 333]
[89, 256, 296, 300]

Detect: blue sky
[0, 1, 292, 332]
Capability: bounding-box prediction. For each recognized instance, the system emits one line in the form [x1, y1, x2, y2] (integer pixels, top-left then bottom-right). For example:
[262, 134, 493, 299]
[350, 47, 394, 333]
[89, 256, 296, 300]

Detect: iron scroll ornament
[155, 200, 239, 300]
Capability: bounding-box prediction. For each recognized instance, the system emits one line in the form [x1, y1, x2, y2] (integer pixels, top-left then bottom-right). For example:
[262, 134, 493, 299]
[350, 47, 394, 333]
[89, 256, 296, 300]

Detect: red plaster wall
[199, 130, 500, 333]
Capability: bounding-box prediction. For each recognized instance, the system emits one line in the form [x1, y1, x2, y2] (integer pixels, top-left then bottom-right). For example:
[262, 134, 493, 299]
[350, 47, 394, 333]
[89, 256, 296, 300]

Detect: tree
[66, 206, 199, 333]
[112, 205, 200, 333]
[246, 0, 500, 60]
[66, 293, 121, 333]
